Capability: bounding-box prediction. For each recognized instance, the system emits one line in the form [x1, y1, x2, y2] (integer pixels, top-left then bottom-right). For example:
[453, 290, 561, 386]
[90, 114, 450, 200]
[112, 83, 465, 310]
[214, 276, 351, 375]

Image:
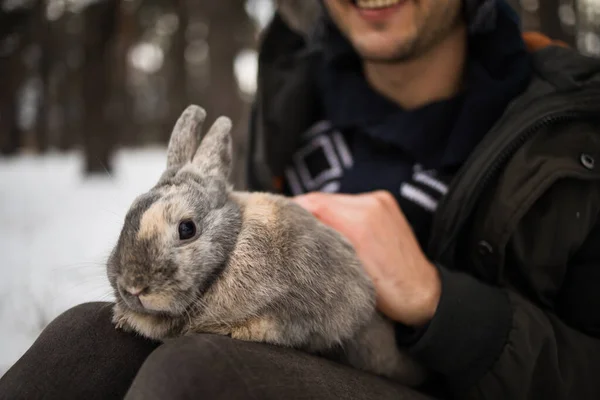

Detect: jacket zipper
[431, 93, 600, 263]
[475, 112, 580, 202]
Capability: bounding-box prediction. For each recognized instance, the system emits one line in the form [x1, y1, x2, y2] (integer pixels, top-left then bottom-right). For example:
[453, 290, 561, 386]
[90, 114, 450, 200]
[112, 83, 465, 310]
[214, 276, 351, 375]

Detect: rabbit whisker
[178, 292, 195, 328]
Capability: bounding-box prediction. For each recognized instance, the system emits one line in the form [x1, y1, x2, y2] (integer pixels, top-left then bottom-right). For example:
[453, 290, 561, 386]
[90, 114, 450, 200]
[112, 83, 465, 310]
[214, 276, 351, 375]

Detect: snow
[0, 147, 168, 376]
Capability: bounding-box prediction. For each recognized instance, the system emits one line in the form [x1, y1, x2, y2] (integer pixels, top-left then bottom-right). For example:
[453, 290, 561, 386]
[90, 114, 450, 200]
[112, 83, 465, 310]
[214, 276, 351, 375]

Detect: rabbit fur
[106, 105, 426, 386]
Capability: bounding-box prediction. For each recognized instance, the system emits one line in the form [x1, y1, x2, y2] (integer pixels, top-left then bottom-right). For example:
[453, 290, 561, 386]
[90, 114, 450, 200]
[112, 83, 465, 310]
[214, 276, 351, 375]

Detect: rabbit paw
[231, 317, 281, 343]
[112, 304, 135, 333]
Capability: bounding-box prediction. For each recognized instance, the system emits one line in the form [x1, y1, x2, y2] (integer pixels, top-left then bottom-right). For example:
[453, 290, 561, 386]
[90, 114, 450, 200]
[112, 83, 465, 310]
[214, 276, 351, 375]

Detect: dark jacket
[245, 10, 600, 400]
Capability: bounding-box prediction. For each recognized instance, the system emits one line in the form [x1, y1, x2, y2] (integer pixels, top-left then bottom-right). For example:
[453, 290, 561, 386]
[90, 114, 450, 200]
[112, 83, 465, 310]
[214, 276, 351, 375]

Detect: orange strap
[522, 31, 570, 52]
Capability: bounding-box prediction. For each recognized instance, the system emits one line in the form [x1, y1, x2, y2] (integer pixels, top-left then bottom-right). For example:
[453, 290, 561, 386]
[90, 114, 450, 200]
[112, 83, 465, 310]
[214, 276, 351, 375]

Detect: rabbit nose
[125, 286, 147, 297]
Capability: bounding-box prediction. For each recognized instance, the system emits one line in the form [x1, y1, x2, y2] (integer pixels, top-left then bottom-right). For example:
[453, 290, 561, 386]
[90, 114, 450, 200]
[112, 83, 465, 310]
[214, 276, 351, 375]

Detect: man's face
[323, 0, 464, 62]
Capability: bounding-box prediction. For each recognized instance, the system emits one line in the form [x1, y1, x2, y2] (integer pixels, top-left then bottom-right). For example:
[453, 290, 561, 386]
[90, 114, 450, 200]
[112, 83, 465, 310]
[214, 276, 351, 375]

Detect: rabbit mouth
[117, 284, 191, 317]
[120, 296, 175, 317]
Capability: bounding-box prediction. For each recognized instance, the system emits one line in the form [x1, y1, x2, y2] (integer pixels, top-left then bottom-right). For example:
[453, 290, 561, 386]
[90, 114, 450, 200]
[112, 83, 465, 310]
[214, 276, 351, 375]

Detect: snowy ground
[0, 147, 168, 376]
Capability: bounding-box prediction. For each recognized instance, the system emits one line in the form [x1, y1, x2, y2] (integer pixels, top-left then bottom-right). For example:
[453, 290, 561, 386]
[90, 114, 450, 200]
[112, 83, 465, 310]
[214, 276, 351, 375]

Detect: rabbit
[106, 105, 427, 386]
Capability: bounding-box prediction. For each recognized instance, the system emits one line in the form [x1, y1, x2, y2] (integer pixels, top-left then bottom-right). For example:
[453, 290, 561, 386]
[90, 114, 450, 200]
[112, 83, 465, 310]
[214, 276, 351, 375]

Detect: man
[248, 0, 600, 398]
[1, 0, 599, 399]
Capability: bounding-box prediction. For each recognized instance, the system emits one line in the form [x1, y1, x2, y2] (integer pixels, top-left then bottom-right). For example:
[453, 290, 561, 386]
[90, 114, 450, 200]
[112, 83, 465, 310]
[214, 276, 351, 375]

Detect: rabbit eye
[178, 220, 196, 240]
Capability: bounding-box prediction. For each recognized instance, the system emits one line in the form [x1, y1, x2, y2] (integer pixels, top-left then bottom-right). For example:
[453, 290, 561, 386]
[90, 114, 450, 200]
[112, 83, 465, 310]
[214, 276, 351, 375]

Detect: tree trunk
[35, 0, 52, 153]
[0, 69, 20, 155]
[206, 0, 253, 187]
[81, 0, 119, 175]
[539, 0, 575, 46]
[0, 9, 29, 155]
[161, 0, 190, 142]
[112, 0, 137, 146]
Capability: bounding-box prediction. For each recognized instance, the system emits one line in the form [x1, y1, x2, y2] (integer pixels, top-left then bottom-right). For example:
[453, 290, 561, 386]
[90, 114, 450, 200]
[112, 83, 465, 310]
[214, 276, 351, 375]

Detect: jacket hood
[465, 0, 497, 33]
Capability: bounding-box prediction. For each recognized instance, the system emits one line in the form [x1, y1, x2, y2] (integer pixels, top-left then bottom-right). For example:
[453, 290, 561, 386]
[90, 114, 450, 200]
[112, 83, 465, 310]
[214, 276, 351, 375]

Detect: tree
[160, 0, 190, 143]
[198, 0, 254, 188]
[81, 0, 119, 175]
[539, 0, 576, 46]
[0, 7, 31, 155]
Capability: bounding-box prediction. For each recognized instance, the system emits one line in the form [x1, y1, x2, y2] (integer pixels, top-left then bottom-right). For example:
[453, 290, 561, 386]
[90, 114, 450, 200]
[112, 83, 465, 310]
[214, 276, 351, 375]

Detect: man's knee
[53, 302, 114, 324]
[1, 302, 159, 400]
[43, 302, 114, 337]
[126, 334, 431, 400]
[126, 334, 266, 400]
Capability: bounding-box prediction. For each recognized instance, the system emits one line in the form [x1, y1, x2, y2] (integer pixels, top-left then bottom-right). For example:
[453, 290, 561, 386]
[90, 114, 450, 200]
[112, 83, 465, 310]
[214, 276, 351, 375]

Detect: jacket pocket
[465, 121, 600, 308]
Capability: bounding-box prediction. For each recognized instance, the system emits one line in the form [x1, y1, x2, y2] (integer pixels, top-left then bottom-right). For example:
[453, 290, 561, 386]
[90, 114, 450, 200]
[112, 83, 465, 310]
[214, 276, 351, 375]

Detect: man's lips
[352, 0, 403, 9]
[350, 0, 407, 22]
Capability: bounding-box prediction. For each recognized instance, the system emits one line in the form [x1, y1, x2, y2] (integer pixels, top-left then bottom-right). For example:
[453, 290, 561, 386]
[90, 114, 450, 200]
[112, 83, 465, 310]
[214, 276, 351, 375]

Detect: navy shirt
[283, 120, 455, 249]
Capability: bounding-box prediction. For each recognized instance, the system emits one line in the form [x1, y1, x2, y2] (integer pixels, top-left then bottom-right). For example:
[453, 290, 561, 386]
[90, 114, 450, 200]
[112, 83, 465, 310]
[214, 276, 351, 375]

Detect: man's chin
[355, 44, 417, 64]
[349, 32, 419, 63]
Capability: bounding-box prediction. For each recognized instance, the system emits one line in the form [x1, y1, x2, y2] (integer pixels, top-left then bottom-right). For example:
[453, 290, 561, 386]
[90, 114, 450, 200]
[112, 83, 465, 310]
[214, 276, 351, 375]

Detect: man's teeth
[355, 0, 401, 9]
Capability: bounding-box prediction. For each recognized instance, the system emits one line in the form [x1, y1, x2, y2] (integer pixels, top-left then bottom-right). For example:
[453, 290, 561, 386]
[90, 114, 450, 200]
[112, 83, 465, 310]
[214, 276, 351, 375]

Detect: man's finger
[293, 192, 361, 218]
[293, 192, 367, 209]
[292, 193, 368, 244]
[293, 193, 326, 213]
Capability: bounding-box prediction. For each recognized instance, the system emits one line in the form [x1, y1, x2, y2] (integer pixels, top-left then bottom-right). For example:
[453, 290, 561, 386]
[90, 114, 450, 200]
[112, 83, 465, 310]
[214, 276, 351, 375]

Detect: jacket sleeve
[404, 228, 600, 399]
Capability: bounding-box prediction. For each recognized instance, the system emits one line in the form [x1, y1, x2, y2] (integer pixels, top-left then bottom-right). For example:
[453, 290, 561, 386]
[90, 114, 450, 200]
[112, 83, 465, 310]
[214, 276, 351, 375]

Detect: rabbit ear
[191, 115, 233, 179]
[166, 105, 207, 170]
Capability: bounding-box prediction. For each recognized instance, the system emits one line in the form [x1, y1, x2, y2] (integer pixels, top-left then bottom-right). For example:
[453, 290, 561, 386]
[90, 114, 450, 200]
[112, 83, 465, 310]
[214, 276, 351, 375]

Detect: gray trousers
[0, 302, 434, 400]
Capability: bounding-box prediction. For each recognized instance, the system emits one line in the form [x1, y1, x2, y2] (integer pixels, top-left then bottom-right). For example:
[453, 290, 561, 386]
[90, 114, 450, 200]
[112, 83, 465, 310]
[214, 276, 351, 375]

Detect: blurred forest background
[1, 0, 600, 187]
[2, 0, 600, 378]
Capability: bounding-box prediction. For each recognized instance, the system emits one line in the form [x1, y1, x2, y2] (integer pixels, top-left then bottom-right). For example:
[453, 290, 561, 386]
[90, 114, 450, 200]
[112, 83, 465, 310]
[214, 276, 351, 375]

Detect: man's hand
[294, 191, 441, 327]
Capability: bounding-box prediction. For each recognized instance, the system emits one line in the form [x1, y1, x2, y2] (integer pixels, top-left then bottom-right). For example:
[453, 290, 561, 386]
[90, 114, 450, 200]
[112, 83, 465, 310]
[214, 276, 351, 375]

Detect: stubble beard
[355, 9, 463, 64]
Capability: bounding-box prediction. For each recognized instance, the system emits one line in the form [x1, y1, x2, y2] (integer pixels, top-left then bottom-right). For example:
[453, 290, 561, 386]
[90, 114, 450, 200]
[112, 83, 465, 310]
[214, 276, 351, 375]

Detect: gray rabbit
[106, 105, 426, 386]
